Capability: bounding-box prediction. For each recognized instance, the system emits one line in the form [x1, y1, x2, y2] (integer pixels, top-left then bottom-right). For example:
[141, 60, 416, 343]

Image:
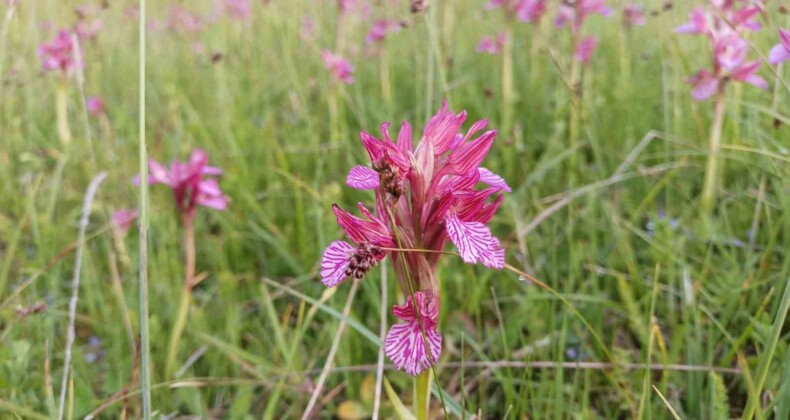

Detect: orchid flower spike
[320, 102, 510, 375]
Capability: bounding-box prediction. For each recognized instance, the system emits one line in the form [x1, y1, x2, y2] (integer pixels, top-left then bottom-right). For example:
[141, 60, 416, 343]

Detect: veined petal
[479, 236, 506, 269]
[384, 320, 442, 376]
[320, 241, 354, 287]
[332, 204, 391, 246]
[396, 121, 413, 154]
[448, 130, 497, 175]
[445, 211, 500, 267]
[347, 166, 380, 190]
[478, 167, 512, 192]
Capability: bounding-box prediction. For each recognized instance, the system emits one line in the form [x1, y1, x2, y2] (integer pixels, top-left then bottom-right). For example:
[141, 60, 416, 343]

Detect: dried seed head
[373, 157, 407, 199]
[344, 243, 386, 280]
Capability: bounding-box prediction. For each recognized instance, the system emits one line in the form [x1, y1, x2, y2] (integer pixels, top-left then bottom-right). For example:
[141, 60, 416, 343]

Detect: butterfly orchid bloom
[135, 149, 228, 220]
[39, 30, 80, 75]
[676, 1, 767, 100]
[322, 50, 354, 84]
[321, 102, 509, 375]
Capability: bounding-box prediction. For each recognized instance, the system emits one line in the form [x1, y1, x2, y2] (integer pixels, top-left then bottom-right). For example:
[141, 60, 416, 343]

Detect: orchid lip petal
[320, 241, 355, 287]
[346, 166, 380, 190]
[477, 168, 512, 192]
[445, 211, 505, 269]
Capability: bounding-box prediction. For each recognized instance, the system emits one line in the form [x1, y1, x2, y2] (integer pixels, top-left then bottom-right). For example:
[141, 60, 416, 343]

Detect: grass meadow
[1, 0, 789, 418]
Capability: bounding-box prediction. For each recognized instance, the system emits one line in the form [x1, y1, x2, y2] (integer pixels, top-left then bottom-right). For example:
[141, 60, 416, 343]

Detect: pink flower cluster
[675, 0, 767, 101]
[38, 30, 80, 75]
[136, 149, 229, 219]
[322, 50, 354, 84]
[555, 0, 610, 64]
[476, 32, 507, 55]
[769, 28, 790, 65]
[320, 102, 509, 375]
[622, 4, 645, 27]
[222, 0, 252, 21]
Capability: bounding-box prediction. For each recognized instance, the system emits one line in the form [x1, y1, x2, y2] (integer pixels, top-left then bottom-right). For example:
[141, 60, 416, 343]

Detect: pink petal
[448, 130, 497, 175]
[574, 36, 598, 63]
[148, 160, 172, 185]
[739, 74, 768, 90]
[477, 167, 512, 192]
[384, 320, 442, 376]
[346, 166, 380, 190]
[688, 70, 719, 101]
[320, 241, 354, 287]
[675, 7, 707, 34]
[781, 28, 790, 51]
[445, 211, 503, 268]
[196, 194, 228, 210]
[769, 43, 790, 65]
[396, 121, 413, 154]
[332, 204, 391, 246]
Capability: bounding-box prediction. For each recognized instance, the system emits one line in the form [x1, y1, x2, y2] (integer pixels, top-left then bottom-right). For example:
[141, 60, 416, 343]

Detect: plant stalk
[701, 91, 726, 213]
[56, 80, 72, 146]
[165, 215, 195, 378]
[414, 369, 432, 420]
[501, 25, 514, 136]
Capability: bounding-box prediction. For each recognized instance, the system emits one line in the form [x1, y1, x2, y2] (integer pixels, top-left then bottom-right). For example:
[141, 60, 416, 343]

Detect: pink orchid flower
[676, 2, 767, 101]
[476, 32, 507, 55]
[38, 30, 80, 75]
[87, 96, 105, 115]
[769, 28, 790, 65]
[112, 209, 139, 235]
[574, 36, 598, 63]
[135, 149, 228, 218]
[322, 50, 354, 84]
[320, 102, 509, 375]
[623, 4, 645, 27]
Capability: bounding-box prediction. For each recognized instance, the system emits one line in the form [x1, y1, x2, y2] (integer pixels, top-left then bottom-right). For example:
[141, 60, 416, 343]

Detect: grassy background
[1, 0, 789, 418]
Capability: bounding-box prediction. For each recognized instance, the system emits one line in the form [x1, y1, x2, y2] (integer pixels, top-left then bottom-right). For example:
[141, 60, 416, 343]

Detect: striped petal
[346, 166, 380, 190]
[320, 241, 354, 287]
[384, 320, 442, 376]
[478, 167, 511, 192]
[445, 211, 503, 268]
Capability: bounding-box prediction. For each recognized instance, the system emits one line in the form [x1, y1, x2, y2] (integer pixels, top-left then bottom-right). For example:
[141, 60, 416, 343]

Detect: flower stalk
[56, 79, 72, 146]
[700, 91, 726, 213]
[165, 213, 196, 377]
[414, 369, 431, 420]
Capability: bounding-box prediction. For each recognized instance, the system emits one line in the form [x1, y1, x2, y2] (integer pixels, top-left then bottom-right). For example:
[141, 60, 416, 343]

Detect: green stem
[414, 369, 432, 420]
[165, 216, 195, 378]
[701, 91, 726, 213]
[56, 80, 72, 146]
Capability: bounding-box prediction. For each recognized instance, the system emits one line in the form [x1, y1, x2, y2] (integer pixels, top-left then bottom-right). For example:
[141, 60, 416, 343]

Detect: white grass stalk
[138, 0, 152, 415]
[56, 172, 107, 420]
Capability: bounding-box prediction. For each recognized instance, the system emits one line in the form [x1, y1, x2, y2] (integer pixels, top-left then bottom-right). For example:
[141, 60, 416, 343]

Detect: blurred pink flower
[168, 4, 203, 34]
[486, 0, 546, 23]
[112, 209, 139, 235]
[38, 30, 80, 75]
[476, 32, 506, 55]
[322, 50, 354, 84]
[300, 15, 318, 41]
[135, 149, 228, 218]
[366, 19, 400, 45]
[769, 28, 790, 65]
[623, 4, 645, 27]
[320, 102, 508, 375]
[75, 19, 103, 41]
[574, 36, 598, 63]
[223, 0, 251, 21]
[555, 0, 610, 33]
[87, 96, 104, 115]
[676, 2, 766, 100]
